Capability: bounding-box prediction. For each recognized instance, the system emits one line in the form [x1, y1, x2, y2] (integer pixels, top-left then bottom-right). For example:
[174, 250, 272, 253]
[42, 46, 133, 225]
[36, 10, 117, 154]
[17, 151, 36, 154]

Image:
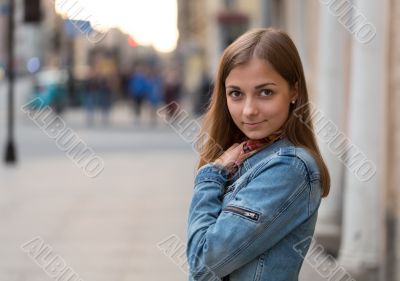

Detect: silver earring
[291, 100, 296, 104]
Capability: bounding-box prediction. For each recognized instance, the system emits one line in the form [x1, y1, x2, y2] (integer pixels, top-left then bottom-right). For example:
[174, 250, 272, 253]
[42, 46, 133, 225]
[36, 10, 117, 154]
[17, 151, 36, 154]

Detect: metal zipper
[223, 184, 235, 196]
[224, 205, 260, 221]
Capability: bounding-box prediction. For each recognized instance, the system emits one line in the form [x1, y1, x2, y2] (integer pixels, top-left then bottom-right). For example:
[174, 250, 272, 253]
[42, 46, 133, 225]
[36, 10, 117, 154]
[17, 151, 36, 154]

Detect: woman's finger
[226, 143, 240, 151]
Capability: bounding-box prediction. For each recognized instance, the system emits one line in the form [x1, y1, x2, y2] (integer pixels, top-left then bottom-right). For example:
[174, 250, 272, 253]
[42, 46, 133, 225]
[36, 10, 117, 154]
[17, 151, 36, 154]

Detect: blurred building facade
[178, 0, 399, 281]
[0, 0, 62, 75]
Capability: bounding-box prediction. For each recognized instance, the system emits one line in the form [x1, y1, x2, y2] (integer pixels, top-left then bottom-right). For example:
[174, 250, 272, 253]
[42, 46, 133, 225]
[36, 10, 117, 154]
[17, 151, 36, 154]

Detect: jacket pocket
[223, 205, 260, 222]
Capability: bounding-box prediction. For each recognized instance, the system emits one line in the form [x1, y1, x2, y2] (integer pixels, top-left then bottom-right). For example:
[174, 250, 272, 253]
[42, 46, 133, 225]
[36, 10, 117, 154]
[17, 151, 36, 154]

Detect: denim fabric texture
[186, 138, 322, 281]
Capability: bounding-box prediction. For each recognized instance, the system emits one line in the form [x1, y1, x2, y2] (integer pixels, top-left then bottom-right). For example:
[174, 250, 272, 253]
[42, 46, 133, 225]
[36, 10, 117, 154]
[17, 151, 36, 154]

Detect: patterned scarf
[225, 129, 285, 179]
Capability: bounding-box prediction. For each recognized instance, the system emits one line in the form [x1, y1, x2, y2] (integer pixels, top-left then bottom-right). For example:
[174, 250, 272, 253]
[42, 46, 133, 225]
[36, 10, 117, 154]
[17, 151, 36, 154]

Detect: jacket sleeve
[186, 155, 321, 280]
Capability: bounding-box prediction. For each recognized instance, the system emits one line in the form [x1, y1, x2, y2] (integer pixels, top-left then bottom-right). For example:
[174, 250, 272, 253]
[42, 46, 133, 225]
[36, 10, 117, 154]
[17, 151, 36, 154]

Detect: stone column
[387, 1, 400, 280]
[259, 0, 273, 27]
[285, 0, 307, 70]
[338, 0, 387, 279]
[313, 2, 349, 254]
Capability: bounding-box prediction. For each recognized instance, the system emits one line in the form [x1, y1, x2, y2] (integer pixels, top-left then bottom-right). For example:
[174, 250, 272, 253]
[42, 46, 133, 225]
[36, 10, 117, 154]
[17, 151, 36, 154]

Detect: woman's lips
[243, 120, 266, 128]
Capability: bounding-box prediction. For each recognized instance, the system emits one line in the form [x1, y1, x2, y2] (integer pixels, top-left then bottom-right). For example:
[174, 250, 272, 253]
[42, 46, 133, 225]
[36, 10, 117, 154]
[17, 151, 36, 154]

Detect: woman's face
[225, 57, 297, 140]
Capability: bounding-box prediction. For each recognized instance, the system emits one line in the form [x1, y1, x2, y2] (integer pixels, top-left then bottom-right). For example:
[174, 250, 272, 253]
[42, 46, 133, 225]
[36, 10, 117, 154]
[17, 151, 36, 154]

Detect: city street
[0, 0, 397, 279]
[0, 79, 329, 281]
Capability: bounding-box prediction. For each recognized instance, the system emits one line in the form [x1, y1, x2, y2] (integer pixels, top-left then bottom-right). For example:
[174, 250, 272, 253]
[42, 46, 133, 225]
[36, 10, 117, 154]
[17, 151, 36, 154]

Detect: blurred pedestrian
[147, 67, 164, 126]
[83, 51, 116, 126]
[194, 71, 213, 116]
[84, 72, 110, 126]
[163, 69, 182, 120]
[128, 64, 151, 124]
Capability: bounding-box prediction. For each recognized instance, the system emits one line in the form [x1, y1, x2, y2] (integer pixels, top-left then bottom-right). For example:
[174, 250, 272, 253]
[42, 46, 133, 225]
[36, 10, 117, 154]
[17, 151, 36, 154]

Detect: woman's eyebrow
[226, 82, 277, 90]
[226, 85, 241, 90]
[255, 82, 277, 88]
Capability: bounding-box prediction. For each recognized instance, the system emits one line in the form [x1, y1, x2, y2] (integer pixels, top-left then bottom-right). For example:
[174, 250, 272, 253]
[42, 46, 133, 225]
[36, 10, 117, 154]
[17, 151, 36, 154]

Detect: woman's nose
[243, 98, 259, 116]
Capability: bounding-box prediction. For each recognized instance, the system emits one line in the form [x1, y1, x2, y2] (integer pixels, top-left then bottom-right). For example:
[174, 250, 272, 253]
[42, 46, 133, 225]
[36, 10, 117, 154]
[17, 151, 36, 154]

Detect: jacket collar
[242, 137, 293, 172]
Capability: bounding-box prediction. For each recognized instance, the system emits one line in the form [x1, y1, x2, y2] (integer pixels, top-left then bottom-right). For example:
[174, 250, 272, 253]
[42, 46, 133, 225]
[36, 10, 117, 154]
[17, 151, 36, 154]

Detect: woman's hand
[213, 142, 244, 168]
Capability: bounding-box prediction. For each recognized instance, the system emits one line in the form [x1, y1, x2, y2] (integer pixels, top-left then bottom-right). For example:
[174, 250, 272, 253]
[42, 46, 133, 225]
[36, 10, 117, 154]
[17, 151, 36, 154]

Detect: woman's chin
[243, 131, 269, 140]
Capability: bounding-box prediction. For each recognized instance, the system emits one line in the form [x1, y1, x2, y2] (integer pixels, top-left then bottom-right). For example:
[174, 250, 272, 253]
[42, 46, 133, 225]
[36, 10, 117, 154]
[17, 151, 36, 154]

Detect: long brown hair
[196, 28, 330, 197]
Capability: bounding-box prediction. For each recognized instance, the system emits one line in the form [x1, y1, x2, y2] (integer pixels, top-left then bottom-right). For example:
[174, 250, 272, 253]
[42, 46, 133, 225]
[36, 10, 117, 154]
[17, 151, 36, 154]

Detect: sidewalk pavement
[0, 105, 329, 280]
[0, 160, 330, 279]
[0, 146, 196, 281]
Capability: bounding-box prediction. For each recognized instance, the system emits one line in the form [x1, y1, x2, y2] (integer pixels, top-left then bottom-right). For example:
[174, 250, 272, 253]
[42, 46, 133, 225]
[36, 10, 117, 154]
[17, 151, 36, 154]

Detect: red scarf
[226, 130, 285, 178]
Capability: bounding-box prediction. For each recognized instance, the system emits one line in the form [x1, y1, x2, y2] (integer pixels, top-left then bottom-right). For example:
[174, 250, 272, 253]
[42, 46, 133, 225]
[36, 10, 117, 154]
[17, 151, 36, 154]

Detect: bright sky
[54, 0, 179, 52]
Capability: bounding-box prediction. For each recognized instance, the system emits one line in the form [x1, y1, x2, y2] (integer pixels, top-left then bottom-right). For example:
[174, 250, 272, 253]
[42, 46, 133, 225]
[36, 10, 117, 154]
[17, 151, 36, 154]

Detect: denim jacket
[186, 138, 322, 281]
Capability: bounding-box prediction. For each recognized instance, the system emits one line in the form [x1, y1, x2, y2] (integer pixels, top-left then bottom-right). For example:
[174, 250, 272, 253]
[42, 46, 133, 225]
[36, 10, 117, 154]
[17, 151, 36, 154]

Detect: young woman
[186, 28, 330, 281]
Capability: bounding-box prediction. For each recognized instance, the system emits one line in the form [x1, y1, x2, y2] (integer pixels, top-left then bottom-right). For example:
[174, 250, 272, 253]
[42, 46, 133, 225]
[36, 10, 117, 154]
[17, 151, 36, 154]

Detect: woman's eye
[228, 91, 242, 98]
[260, 89, 273, 97]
